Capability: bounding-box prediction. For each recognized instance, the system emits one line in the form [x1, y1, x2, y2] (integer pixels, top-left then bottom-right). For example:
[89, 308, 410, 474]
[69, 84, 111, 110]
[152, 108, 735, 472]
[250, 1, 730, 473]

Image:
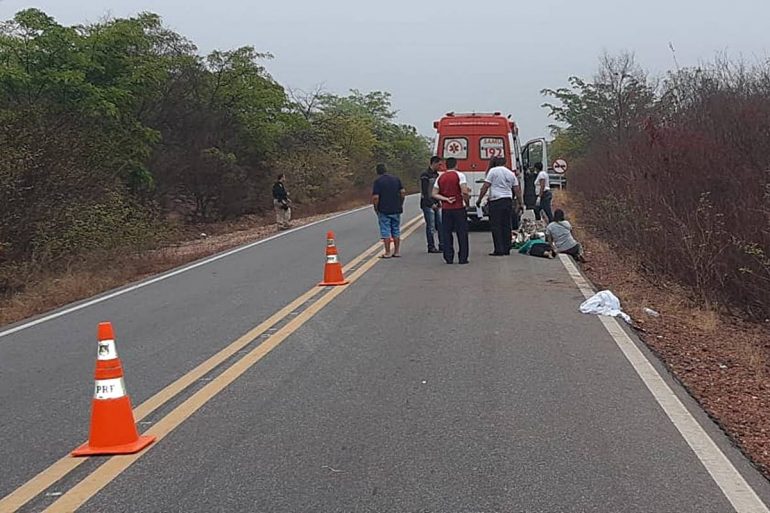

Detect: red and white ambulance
[432, 112, 549, 223]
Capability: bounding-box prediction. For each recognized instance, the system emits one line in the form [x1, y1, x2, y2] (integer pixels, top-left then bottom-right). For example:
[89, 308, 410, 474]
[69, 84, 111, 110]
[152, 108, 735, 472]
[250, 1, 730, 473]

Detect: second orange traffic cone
[72, 322, 155, 456]
[319, 231, 349, 286]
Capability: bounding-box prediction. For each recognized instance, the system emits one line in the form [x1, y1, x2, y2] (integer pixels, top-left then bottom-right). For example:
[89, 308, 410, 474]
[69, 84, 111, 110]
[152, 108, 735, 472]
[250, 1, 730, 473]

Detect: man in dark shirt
[420, 156, 443, 253]
[372, 163, 406, 258]
[523, 166, 537, 209]
[272, 174, 291, 230]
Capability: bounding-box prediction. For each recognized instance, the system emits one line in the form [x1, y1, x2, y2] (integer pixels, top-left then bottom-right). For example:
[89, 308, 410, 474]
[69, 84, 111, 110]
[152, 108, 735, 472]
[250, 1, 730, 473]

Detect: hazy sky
[2, 0, 769, 141]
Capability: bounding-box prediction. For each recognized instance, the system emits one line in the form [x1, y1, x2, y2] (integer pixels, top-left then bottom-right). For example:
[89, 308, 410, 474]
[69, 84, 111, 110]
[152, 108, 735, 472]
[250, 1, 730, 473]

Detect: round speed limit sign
[553, 158, 568, 174]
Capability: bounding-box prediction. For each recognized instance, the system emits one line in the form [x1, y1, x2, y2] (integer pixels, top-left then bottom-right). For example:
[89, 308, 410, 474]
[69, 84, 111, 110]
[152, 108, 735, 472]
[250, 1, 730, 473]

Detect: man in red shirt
[432, 157, 471, 264]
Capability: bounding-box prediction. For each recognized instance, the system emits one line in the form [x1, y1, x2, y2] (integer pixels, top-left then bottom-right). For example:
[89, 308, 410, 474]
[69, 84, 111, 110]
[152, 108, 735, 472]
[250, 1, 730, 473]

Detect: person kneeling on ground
[546, 209, 586, 262]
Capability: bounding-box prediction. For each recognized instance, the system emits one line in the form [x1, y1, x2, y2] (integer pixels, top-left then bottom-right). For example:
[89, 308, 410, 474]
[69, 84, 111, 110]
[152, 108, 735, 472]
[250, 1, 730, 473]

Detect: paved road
[2, 197, 770, 512]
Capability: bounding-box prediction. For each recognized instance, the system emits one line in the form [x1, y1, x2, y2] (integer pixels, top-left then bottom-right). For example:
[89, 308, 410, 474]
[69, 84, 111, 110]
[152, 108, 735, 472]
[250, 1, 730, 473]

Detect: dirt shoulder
[558, 191, 770, 479]
[0, 197, 368, 328]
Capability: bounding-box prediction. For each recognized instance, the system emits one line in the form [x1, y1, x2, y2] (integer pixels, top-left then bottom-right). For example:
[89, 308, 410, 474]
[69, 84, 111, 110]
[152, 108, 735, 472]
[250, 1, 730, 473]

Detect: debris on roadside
[644, 307, 661, 318]
[579, 290, 632, 324]
[561, 190, 770, 480]
[512, 218, 547, 250]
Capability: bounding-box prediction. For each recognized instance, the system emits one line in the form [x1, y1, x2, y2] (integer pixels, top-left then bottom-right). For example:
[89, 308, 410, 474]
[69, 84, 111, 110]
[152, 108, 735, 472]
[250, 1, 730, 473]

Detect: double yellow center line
[0, 215, 423, 513]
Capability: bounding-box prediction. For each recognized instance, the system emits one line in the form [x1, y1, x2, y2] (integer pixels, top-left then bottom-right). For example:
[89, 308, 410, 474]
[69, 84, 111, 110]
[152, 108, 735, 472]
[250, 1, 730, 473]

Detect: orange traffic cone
[319, 231, 349, 286]
[72, 322, 155, 456]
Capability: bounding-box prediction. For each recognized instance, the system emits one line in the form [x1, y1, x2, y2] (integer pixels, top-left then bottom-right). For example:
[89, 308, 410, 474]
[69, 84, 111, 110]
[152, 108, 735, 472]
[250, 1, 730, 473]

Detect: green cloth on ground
[517, 238, 546, 254]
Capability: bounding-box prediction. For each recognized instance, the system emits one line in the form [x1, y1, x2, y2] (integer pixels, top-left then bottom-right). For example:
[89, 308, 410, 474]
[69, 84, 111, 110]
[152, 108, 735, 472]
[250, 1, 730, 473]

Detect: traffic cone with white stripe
[72, 322, 155, 456]
[319, 231, 349, 286]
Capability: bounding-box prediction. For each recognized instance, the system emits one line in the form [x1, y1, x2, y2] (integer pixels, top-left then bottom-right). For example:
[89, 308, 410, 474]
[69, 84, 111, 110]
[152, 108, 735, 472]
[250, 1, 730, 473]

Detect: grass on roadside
[0, 193, 370, 327]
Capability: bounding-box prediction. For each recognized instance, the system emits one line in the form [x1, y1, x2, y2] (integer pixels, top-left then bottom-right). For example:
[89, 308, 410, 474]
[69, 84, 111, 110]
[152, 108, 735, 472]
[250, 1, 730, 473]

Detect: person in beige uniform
[272, 174, 291, 230]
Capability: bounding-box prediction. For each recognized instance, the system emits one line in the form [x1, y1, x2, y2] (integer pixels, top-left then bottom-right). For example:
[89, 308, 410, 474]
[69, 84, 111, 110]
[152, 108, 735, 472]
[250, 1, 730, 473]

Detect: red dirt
[559, 191, 770, 478]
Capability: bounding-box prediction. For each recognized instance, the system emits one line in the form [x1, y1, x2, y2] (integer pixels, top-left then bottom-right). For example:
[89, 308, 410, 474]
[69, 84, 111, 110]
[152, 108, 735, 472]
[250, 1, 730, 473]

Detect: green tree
[0, 8, 429, 282]
[541, 52, 656, 156]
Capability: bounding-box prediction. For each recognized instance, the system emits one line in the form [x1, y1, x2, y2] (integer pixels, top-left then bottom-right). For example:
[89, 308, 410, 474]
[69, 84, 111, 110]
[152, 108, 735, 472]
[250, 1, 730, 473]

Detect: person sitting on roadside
[546, 209, 586, 262]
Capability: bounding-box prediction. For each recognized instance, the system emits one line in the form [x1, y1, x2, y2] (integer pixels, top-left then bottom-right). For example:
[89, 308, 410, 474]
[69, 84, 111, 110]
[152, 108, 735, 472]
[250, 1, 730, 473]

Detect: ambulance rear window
[442, 138, 468, 160]
[480, 137, 505, 160]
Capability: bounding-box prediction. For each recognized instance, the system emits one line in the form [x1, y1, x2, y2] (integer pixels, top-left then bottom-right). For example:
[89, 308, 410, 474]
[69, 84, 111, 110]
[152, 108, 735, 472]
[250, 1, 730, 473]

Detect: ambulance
[432, 112, 549, 224]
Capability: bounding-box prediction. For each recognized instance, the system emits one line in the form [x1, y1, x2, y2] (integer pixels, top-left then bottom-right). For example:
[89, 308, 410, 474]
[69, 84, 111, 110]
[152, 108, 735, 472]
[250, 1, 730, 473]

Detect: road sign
[553, 158, 568, 174]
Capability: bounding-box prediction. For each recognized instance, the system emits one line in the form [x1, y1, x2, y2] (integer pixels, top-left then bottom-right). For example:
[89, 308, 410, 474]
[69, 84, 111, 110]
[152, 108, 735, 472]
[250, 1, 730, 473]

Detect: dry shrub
[571, 60, 770, 319]
[690, 309, 719, 334]
[0, 205, 362, 326]
[0, 111, 165, 297]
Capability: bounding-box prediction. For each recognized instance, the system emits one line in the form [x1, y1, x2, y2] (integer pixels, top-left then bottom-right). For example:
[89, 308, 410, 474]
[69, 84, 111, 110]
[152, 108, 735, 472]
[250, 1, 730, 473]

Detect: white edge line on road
[558, 254, 769, 513]
[0, 205, 371, 339]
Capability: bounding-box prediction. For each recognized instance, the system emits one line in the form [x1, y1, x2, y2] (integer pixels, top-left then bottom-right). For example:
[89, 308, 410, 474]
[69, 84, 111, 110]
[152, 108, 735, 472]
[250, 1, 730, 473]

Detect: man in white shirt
[475, 157, 524, 256]
[533, 162, 553, 223]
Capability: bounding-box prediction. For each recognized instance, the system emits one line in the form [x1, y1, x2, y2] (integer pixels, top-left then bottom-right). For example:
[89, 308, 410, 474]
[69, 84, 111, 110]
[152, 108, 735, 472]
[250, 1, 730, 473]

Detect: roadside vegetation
[545, 52, 770, 319]
[546, 52, 770, 477]
[0, 9, 430, 319]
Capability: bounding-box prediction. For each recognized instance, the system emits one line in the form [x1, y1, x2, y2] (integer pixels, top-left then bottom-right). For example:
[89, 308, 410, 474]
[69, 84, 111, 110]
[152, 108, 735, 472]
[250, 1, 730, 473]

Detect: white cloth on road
[579, 290, 632, 324]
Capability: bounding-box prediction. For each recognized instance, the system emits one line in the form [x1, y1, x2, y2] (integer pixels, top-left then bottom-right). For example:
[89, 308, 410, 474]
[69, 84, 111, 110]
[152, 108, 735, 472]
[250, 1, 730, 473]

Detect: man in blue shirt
[372, 163, 406, 258]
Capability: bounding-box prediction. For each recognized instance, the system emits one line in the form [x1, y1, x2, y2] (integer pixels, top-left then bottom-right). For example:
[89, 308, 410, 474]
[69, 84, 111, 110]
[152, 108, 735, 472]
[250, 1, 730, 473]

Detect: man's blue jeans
[422, 207, 443, 250]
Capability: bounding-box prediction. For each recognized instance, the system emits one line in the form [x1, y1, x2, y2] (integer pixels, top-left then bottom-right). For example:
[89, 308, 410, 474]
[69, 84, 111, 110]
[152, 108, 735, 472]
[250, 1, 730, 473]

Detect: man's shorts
[378, 213, 401, 239]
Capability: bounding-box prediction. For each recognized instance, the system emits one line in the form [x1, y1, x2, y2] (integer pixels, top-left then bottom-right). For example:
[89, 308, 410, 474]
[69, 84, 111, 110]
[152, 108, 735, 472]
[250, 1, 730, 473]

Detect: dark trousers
[441, 208, 469, 263]
[488, 198, 513, 255]
[534, 190, 554, 223]
[511, 205, 520, 231]
[562, 243, 583, 258]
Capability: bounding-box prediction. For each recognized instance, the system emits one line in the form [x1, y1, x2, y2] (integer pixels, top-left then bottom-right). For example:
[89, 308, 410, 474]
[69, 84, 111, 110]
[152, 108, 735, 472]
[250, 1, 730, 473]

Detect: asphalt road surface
[2, 196, 770, 513]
